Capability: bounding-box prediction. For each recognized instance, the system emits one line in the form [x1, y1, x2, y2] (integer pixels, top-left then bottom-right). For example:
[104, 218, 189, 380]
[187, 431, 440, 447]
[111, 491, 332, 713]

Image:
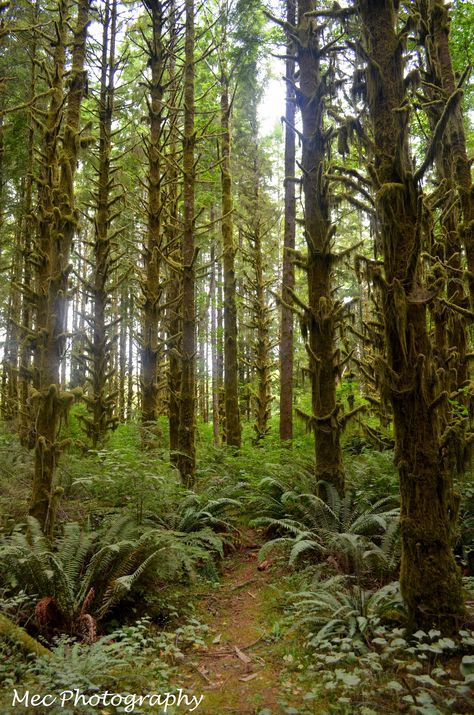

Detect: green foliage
[0, 516, 217, 641]
[153, 479, 243, 544]
[278, 573, 474, 714]
[456, 481, 474, 574]
[345, 449, 399, 502]
[451, 0, 474, 117]
[254, 480, 400, 579]
[288, 574, 404, 648]
[0, 618, 174, 714]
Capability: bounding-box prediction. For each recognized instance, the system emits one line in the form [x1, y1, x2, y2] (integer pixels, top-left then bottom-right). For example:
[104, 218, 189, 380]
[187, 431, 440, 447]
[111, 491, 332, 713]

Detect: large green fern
[253, 480, 400, 580]
[289, 575, 405, 647]
[0, 517, 214, 641]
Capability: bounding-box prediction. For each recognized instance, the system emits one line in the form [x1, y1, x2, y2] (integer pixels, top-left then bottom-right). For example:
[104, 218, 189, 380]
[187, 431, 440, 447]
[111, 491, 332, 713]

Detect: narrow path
[176, 531, 291, 714]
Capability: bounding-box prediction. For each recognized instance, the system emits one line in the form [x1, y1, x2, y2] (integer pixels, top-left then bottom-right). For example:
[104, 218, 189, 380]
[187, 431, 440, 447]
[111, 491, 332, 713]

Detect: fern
[289, 575, 405, 647]
[0, 517, 215, 641]
[253, 480, 399, 580]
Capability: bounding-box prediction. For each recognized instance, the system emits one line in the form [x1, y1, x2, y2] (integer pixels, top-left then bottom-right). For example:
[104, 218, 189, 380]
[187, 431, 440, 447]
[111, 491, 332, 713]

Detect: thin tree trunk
[177, 0, 196, 486]
[18, 0, 39, 448]
[140, 0, 165, 443]
[279, 0, 296, 444]
[295, 0, 344, 492]
[118, 281, 127, 422]
[217, 255, 225, 439]
[221, 73, 241, 449]
[83, 0, 118, 448]
[210, 239, 220, 445]
[127, 288, 135, 420]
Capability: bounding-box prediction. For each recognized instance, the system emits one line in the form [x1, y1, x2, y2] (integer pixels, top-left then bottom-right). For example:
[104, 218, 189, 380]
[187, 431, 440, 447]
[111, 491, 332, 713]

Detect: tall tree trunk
[127, 288, 135, 421]
[29, 0, 90, 535]
[140, 0, 165, 444]
[18, 0, 39, 448]
[426, 0, 474, 312]
[118, 281, 127, 422]
[418, 0, 471, 471]
[2, 218, 22, 421]
[357, 0, 464, 631]
[82, 0, 119, 448]
[177, 0, 196, 486]
[210, 241, 220, 445]
[279, 0, 296, 444]
[221, 73, 241, 449]
[217, 256, 225, 438]
[250, 211, 273, 443]
[295, 0, 344, 492]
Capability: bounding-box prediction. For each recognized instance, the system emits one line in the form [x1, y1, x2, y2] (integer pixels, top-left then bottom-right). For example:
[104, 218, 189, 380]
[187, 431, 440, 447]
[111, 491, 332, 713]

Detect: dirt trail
[177, 532, 289, 714]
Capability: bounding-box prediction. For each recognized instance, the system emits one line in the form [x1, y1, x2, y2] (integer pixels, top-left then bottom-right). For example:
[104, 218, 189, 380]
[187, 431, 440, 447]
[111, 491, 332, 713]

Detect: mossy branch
[0, 613, 52, 658]
[414, 88, 463, 183]
[339, 404, 367, 429]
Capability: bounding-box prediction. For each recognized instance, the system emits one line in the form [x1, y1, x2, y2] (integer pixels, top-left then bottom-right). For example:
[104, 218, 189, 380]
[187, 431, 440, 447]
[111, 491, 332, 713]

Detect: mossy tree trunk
[294, 0, 344, 492]
[127, 288, 135, 420]
[210, 240, 220, 445]
[424, 0, 474, 313]
[139, 0, 167, 447]
[118, 280, 128, 422]
[217, 257, 225, 437]
[29, 0, 90, 536]
[357, 0, 464, 631]
[2, 213, 22, 422]
[250, 215, 273, 444]
[69, 243, 87, 390]
[140, 0, 166, 421]
[177, 0, 196, 487]
[279, 0, 296, 445]
[164, 0, 182, 461]
[18, 0, 38, 448]
[418, 0, 471, 470]
[81, 0, 119, 448]
[242, 150, 273, 444]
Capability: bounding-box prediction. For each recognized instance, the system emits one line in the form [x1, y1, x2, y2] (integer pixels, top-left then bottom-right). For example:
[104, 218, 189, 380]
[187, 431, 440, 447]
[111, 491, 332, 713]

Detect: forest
[0, 0, 474, 713]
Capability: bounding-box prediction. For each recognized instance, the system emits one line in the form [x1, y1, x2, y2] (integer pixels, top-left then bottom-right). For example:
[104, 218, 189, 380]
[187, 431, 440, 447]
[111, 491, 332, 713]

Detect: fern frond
[289, 538, 325, 566]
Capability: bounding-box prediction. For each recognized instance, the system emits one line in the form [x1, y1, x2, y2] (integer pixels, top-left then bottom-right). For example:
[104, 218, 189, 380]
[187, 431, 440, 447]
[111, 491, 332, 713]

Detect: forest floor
[173, 529, 304, 715]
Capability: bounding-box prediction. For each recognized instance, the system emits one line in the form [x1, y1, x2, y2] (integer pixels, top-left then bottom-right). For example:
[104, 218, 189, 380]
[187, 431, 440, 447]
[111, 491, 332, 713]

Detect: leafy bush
[457, 482, 474, 575]
[345, 448, 399, 502]
[0, 618, 172, 715]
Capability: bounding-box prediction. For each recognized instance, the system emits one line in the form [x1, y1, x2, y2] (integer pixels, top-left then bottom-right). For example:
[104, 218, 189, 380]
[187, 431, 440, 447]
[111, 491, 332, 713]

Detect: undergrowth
[0, 415, 473, 714]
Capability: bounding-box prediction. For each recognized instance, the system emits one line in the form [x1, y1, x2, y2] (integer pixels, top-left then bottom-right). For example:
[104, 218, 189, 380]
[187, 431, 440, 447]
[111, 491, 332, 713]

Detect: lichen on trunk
[28, 0, 90, 535]
[357, 0, 464, 631]
[294, 0, 344, 493]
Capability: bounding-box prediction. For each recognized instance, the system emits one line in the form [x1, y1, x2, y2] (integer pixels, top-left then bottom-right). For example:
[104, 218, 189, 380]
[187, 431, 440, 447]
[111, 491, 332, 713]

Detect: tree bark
[357, 0, 464, 631]
[82, 0, 119, 448]
[295, 0, 344, 492]
[29, 0, 90, 535]
[177, 0, 196, 487]
[279, 0, 296, 444]
[140, 0, 166, 443]
[221, 72, 241, 449]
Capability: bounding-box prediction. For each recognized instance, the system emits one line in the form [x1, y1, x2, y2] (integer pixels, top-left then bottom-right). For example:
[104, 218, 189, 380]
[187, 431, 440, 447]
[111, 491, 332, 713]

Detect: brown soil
[175, 531, 291, 714]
